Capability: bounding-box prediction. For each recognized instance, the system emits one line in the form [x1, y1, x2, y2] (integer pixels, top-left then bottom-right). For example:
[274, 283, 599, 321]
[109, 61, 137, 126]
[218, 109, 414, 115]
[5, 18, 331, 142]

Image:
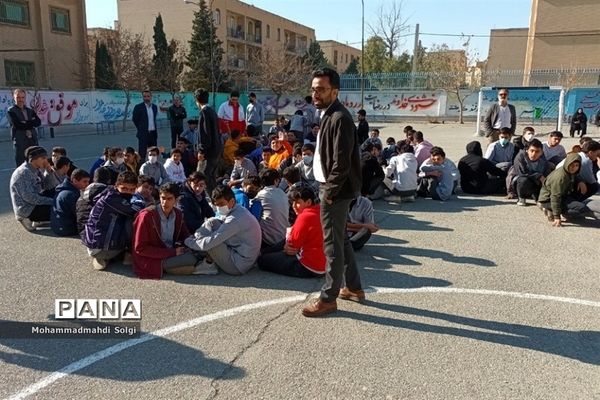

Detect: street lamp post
[360, 0, 364, 110]
[184, 0, 217, 107]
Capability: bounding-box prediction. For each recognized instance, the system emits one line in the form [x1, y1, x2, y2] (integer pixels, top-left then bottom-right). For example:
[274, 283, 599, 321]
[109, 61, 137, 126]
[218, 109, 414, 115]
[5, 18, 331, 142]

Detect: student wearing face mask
[103, 147, 127, 184]
[178, 172, 215, 233]
[484, 127, 515, 172]
[139, 146, 170, 186]
[233, 175, 263, 221]
[185, 185, 262, 275]
[513, 127, 535, 158]
[82, 171, 143, 270]
[295, 143, 319, 191]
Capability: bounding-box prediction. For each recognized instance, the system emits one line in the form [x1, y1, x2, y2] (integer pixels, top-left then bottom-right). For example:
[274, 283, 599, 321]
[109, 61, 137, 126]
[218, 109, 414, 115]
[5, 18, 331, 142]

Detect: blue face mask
[499, 138, 510, 146]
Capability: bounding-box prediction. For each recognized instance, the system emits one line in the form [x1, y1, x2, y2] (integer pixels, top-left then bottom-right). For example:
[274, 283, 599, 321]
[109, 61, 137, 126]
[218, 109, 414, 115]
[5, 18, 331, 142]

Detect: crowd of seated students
[9, 117, 600, 284]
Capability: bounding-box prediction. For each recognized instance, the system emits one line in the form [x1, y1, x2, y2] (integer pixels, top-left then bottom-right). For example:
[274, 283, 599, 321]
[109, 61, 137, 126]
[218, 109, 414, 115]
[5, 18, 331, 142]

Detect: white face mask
[217, 205, 231, 216]
[148, 155, 158, 164]
[303, 155, 313, 164]
[52, 156, 59, 165]
[115, 157, 125, 165]
[524, 134, 534, 142]
[234, 159, 242, 167]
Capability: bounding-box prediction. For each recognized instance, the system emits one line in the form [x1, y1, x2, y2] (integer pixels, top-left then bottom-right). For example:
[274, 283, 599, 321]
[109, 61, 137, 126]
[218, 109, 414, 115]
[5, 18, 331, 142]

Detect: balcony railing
[227, 28, 245, 40]
[228, 58, 246, 69]
[246, 33, 262, 44]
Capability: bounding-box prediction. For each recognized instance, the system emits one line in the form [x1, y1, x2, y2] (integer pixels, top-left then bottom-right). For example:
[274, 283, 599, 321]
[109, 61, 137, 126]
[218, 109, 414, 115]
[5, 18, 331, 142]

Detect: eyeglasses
[310, 87, 333, 94]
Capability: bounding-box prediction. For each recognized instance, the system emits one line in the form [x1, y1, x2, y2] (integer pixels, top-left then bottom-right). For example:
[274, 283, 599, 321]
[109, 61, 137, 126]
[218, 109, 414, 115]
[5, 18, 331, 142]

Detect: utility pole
[411, 23, 420, 89]
[360, 0, 365, 109]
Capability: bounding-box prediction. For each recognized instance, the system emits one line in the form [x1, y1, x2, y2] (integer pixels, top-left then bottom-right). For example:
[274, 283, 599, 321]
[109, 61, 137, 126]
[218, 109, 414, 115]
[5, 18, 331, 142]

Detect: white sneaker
[92, 257, 108, 270]
[18, 218, 36, 232]
[192, 260, 219, 275]
[401, 195, 415, 203]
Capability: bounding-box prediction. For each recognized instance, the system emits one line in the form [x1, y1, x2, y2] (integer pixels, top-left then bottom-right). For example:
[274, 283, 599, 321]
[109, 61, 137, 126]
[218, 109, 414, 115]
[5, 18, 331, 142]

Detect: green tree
[344, 57, 359, 74]
[304, 41, 331, 71]
[361, 36, 411, 73]
[184, 0, 228, 95]
[151, 14, 176, 92]
[94, 41, 117, 89]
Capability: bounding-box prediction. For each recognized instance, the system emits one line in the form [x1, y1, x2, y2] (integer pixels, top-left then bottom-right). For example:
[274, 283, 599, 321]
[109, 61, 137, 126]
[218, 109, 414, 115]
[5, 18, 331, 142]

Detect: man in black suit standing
[132, 90, 159, 160]
[483, 88, 517, 143]
[194, 88, 222, 191]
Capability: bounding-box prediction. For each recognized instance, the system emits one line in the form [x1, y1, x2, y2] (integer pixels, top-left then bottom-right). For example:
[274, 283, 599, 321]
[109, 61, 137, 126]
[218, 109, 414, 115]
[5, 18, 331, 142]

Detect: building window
[214, 8, 220, 25]
[345, 54, 348, 63]
[333, 50, 338, 66]
[50, 7, 70, 33]
[5, 60, 35, 86]
[277, 28, 280, 41]
[0, 0, 30, 26]
[266, 24, 270, 38]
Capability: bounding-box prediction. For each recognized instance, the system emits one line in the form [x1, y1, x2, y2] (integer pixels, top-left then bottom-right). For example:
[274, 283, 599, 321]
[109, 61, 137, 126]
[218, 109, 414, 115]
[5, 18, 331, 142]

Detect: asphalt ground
[0, 122, 599, 400]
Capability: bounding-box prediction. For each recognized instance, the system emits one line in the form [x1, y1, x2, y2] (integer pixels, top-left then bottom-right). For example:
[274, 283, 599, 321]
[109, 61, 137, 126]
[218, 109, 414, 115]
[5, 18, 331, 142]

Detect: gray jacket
[185, 205, 262, 274]
[483, 103, 516, 136]
[254, 185, 289, 246]
[10, 162, 54, 219]
[139, 161, 170, 185]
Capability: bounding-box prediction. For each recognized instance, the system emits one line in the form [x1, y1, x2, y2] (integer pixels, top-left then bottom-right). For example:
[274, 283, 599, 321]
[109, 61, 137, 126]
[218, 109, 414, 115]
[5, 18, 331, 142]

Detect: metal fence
[340, 69, 600, 91]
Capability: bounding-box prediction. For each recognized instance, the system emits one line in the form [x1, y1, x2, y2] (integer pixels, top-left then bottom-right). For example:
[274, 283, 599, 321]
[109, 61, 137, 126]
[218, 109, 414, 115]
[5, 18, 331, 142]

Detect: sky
[84, 0, 532, 61]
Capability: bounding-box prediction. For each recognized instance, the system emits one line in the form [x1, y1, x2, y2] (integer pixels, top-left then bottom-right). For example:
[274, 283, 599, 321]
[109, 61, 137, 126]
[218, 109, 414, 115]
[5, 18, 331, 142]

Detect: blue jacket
[177, 183, 215, 233]
[51, 178, 80, 236]
[82, 187, 141, 250]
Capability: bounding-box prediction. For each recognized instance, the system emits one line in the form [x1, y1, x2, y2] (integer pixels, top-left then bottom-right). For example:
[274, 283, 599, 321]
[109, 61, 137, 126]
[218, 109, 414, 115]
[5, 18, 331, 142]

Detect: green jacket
[538, 153, 581, 218]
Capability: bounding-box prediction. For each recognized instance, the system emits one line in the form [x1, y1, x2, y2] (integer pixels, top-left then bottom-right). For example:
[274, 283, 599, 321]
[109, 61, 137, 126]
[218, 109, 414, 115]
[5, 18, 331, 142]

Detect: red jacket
[287, 205, 326, 274]
[132, 206, 190, 279]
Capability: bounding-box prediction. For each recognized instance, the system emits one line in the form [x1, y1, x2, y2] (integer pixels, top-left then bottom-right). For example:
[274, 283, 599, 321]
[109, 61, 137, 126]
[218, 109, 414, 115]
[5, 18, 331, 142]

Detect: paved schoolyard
[0, 122, 599, 400]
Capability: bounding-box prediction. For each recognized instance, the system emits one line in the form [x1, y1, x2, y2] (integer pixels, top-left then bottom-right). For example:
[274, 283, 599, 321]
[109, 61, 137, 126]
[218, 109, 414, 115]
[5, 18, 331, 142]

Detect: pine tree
[344, 58, 359, 74]
[94, 40, 117, 89]
[185, 0, 227, 92]
[304, 41, 330, 71]
[151, 14, 175, 91]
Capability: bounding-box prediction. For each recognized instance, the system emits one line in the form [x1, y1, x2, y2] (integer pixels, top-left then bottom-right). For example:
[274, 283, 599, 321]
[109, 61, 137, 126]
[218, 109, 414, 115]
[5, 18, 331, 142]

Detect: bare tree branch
[367, 0, 410, 59]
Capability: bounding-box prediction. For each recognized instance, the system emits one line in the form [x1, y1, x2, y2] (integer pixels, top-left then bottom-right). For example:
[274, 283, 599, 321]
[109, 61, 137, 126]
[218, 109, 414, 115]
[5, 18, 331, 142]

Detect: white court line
[5, 287, 600, 400]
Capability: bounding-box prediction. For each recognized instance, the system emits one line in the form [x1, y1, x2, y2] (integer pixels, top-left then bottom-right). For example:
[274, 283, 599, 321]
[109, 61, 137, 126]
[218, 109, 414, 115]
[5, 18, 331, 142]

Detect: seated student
[51, 169, 90, 236]
[509, 139, 551, 206]
[538, 153, 582, 227]
[234, 175, 263, 220]
[269, 116, 285, 136]
[361, 142, 385, 200]
[404, 127, 415, 145]
[227, 149, 257, 188]
[484, 127, 515, 171]
[381, 137, 397, 165]
[458, 141, 506, 195]
[413, 130, 434, 168]
[259, 146, 274, 173]
[282, 166, 305, 224]
[124, 147, 141, 176]
[164, 148, 186, 184]
[295, 143, 319, 191]
[384, 142, 418, 201]
[10, 146, 54, 231]
[223, 129, 243, 167]
[347, 195, 379, 251]
[289, 109, 307, 142]
[82, 171, 142, 270]
[133, 183, 199, 279]
[76, 167, 112, 233]
[556, 140, 600, 202]
[173, 138, 197, 176]
[267, 136, 293, 171]
[131, 175, 156, 210]
[180, 119, 199, 150]
[417, 147, 459, 201]
[184, 185, 262, 275]
[139, 146, 170, 185]
[51, 146, 78, 176]
[306, 123, 319, 143]
[543, 131, 567, 166]
[103, 147, 127, 184]
[196, 147, 207, 174]
[360, 128, 383, 152]
[178, 172, 215, 233]
[513, 126, 535, 158]
[253, 168, 289, 252]
[43, 156, 71, 192]
[90, 146, 110, 178]
[257, 186, 325, 278]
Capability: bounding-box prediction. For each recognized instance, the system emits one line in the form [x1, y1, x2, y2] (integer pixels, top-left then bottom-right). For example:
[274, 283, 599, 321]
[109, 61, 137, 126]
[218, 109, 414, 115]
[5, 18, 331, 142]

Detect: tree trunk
[275, 93, 281, 118]
[457, 90, 464, 124]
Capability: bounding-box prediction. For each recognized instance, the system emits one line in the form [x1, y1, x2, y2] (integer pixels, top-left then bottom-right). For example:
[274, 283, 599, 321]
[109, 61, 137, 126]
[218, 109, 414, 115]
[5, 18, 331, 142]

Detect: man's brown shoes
[339, 287, 366, 303]
[302, 299, 337, 317]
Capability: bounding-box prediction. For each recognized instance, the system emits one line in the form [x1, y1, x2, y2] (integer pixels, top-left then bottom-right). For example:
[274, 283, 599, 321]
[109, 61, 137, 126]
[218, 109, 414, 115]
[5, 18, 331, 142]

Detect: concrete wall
[318, 40, 361, 72]
[486, 28, 529, 71]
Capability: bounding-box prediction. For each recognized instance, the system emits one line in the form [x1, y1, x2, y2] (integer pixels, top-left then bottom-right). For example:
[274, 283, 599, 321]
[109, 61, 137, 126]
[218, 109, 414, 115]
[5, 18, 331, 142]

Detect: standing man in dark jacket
[302, 68, 363, 318]
[483, 88, 517, 142]
[132, 90, 159, 161]
[164, 95, 187, 149]
[356, 109, 369, 145]
[195, 88, 222, 191]
[7, 89, 42, 167]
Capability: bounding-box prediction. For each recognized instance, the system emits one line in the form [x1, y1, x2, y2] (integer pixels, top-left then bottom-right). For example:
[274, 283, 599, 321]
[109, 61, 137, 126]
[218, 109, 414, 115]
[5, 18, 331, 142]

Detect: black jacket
[199, 105, 222, 160]
[356, 120, 369, 144]
[361, 151, 384, 195]
[76, 183, 108, 233]
[177, 183, 215, 233]
[458, 141, 506, 194]
[483, 103, 517, 136]
[132, 102, 158, 136]
[317, 99, 362, 200]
